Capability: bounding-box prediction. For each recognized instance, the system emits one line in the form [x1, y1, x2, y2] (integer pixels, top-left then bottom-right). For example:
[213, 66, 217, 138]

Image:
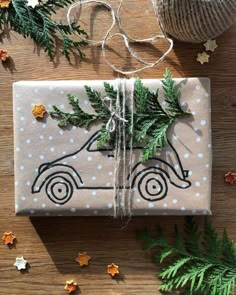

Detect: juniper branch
[137, 217, 236, 295]
[1, 0, 87, 60]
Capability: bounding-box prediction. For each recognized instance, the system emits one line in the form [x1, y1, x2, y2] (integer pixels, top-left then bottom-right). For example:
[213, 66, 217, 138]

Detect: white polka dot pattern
[13, 78, 212, 216]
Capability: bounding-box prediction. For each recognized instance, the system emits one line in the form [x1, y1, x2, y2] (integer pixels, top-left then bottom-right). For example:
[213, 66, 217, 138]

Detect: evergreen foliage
[136, 217, 236, 295]
[50, 69, 189, 161]
[0, 0, 87, 60]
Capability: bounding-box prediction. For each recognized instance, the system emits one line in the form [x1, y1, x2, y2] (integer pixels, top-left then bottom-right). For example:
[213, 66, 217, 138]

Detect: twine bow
[102, 96, 128, 133]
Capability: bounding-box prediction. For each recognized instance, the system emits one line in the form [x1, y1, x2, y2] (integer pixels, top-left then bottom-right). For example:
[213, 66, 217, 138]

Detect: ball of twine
[156, 0, 236, 43]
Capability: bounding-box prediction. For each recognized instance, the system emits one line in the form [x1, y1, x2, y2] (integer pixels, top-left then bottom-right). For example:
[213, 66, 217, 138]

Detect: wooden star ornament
[2, 232, 16, 245]
[224, 171, 236, 184]
[0, 49, 9, 61]
[107, 263, 119, 277]
[64, 280, 78, 293]
[204, 39, 218, 52]
[76, 252, 91, 266]
[0, 0, 11, 8]
[32, 103, 47, 119]
[14, 256, 28, 270]
[197, 52, 210, 65]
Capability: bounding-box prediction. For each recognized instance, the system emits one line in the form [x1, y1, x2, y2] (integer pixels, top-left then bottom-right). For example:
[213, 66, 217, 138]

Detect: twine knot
[102, 96, 128, 133]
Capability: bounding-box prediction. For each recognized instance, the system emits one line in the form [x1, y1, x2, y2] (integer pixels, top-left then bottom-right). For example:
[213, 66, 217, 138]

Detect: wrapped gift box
[13, 78, 212, 216]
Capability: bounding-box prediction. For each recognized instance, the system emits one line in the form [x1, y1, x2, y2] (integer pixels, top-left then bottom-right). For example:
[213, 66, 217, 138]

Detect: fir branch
[142, 119, 172, 162]
[50, 70, 190, 161]
[134, 79, 150, 114]
[162, 68, 191, 117]
[84, 85, 111, 120]
[50, 94, 97, 128]
[133, 74, 188, 161]
[97, 125, 110, 149]
[137, 217, 236, 295]
[2, 0, 87, 60]
[104, 82, 117, 101]
[50, 83, 117, 148]
[0, 9, 6, 30]
[38, 0, 74, 14]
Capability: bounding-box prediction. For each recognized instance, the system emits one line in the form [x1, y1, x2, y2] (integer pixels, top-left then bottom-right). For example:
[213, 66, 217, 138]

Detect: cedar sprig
[162, 68, 191, 117]
[136, 217, 236, 295]
[0, 0, 87, 60]
[49, 85, 116, 148]
[50, 94, 96, 128]
[133, 70, 189, 161]
[50, 69, 189, 161]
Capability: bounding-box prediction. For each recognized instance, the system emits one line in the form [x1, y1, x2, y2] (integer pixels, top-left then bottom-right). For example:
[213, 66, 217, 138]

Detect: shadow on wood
[30, 216, 187, 275]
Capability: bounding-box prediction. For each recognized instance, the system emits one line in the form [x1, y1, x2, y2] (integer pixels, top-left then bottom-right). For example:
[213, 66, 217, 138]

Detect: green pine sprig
[49, 84, 116, 148]
[133, 71, 189, 161]
[136, 217, 236, 295]
[162, 68, 191, 117]
[50, 93, 97, 128]
[50, 69, 190, 161]
[0, 0, 87, 60]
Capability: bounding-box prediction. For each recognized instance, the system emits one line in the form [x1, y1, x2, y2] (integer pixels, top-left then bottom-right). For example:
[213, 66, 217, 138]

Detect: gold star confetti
[224, 171, 236, 184]
[107, 263, 119, 277]
[14, 256, 28, 270]
[32, 103, 47, 119]
[64, 280, 78, 293]
[204, 39, 218, 52]
[0, 0, 11, 8]
[75, 252, 91, 266]
[0, 49, 9, 61]
[197, 52, 210, 65]
[2, 232, 16, 245]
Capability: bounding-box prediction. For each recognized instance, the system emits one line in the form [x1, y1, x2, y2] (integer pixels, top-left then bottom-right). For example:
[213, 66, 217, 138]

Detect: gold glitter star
[75, 252, 91, 266]
[224, 171, 236, 184]
[197, 52, 210, 65]
[2, 232, 16, 245]
[107, 263, 119, 277]
[64, 280, 78, 293]
[0, 49, 9, 61]
[204, 40, 218, 52]
[0, 0, 11, 9]
[32, 103, 47, 119]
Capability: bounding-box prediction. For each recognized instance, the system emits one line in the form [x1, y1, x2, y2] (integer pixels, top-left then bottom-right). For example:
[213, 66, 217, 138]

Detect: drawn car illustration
[32, 131, 191, 205]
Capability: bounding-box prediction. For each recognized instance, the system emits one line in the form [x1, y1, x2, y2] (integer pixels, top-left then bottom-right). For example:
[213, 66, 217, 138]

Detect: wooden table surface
[0, 1, 235, 294]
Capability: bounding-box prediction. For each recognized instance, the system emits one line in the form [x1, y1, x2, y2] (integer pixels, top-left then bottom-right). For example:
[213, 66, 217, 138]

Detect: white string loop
[102, 96, 128, 133]
[67, 0, 173, 75]
[67, 0, 116, 44]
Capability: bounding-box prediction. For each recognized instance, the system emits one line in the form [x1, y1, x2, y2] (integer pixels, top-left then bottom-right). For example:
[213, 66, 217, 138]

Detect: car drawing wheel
[137, 170, 168, 202]
[45, 174, 74, 205]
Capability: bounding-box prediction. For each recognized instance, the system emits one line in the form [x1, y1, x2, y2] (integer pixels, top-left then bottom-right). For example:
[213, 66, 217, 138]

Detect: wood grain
[0, 1, 236, 294]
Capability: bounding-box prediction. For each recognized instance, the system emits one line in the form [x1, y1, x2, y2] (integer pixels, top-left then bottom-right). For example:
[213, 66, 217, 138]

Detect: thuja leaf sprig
[136, 217, 236, 295]
[49, 86, 115, 148]
[0, 0, 87, 60]
[133, 69, 190, 161]
[50, 94, 97, 128]
[50, 69, 190, 162]
[162, 69, 191, 117]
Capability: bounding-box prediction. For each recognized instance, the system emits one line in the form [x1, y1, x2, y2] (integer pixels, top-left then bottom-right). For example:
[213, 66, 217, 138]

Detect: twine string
[104, 78, 134, 217]
[121, 78, 126, 217]
[113, 78, 121, 218]
[66, 0, 173, 215]
[127, 78, 135, 216]
[102, 96, 128, 133]
[67, 0, 173, 75]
